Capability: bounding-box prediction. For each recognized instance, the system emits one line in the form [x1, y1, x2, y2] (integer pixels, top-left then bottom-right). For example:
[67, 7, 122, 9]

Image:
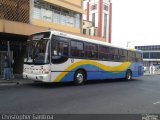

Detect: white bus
[23, 30, 143, 85]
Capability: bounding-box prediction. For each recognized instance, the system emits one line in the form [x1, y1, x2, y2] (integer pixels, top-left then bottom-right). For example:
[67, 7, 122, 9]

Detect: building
[83, 0, 112, 43]
[31, 0, 83, 34]
[135, 45, 160, 68]
[0, 0, 83, 76]
[83, 20, 98, 36]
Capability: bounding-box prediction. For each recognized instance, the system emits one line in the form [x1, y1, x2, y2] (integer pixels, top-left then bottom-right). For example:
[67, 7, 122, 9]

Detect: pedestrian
[149, 63, 154, 74]
[152, 65, 155, 74]
[3, 55, 11, 80]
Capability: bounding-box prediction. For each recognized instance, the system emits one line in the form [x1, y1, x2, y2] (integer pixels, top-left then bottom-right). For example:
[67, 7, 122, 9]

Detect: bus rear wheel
[74, 70, 86, 85]
[125, 70, 132, 81]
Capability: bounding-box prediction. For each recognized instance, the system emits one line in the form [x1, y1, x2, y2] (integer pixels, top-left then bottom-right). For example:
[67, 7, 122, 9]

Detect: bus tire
[74, 70, 86, 85]
[125, 70, 132, 81]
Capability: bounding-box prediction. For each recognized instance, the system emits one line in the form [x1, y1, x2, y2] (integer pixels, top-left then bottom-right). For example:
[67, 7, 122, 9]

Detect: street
[0, 75, 160, 114]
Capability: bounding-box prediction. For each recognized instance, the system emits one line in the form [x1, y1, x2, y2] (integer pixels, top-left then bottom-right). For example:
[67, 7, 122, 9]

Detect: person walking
[149, 63, 153, 74]
[3, 55, 10, 80]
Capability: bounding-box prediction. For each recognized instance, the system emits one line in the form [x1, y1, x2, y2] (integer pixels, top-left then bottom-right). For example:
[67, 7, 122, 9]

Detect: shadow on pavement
[27, 78, 142, 89]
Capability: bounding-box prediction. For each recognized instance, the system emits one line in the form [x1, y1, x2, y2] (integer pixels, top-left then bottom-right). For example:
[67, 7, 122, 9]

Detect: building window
[104, 5, 108, 11]
[89, 29, 91, 35]
[150, 52, 160, 59]
[33, 0, 81, 28]
[83, 29, 86, 34]
[91, 4, 97, 11]
[143, 52, 149, 59]
[92, 13, 95, 26]
[103, 13, 107, 38]
[33, 6, 41, 19]
[53, 11, 60, 24]
[74, 14, 80, 28]
[60, 13, 66, 25]
[41, 8, 52, 22]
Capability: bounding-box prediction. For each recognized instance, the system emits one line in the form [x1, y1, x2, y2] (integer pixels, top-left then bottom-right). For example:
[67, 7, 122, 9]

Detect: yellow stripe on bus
[54, 60, 131, 82]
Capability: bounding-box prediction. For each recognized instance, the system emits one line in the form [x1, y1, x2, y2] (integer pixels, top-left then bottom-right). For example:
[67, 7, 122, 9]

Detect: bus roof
[31, 30, 142, 53]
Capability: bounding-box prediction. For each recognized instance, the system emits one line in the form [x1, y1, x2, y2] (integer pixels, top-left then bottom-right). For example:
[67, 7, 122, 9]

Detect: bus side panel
[99, 61, 128, 79]
[50, 60, 143, 82]
[50, 59, 74, 82]
[51, 59, 101, 82]
[101, 71, 126, 79]
[51, 72, 74, 82]
[61, 63, 101, 81]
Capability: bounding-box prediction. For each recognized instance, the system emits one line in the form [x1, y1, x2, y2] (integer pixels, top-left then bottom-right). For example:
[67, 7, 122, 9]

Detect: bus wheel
[74, 70, 86, 85]
[125, 70, 132, 81]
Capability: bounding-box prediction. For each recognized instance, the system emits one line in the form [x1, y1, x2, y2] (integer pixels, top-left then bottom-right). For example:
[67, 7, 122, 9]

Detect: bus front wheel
[74, 70, 86, 85]
[125, 70, 132, 81]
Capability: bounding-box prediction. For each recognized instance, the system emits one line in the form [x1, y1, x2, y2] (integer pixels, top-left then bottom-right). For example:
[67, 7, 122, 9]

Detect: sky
[111, 0, 160, 48]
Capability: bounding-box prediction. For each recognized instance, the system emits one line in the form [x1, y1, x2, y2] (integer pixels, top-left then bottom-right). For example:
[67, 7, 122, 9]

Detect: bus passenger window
[71, 40, 84, 58]
[52, 40, 69, 64]
[85, 43, 98, 59]
[53, 41, 68, 56]
[99, 45, 111, 60]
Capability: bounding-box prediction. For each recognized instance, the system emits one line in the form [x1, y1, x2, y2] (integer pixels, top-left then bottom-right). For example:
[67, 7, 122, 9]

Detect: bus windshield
[24, 33, 50, 65]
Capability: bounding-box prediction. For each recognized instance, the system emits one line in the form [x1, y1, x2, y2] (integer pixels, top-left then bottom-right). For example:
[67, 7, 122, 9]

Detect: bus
[23, 30, 143, 85]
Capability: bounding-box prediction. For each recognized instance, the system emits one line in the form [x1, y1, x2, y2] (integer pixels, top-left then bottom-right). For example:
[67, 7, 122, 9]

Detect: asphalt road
[0, 75, 160, 114]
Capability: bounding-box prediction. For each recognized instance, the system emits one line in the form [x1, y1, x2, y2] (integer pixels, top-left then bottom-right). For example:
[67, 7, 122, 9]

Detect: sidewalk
[0, 77, 33, 85]
[143, 70, 160, 76]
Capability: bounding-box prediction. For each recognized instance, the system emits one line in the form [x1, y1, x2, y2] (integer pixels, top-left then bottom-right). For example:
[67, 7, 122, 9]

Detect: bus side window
[128, 51, 136, 62]
[136, 52, 142, 62]
[120, 49, 126, 62]
[99, 45, 107, 60]
[128, 51, 132, 62]
[109, 47, 114, 61]
[53, 41, 68, 56]
[124, 50, 128, 61]
[51, 40, 69, 64]
[71, 40, 84, 58]
[114, 48, 120, 61]
[85, 43, 98, 59]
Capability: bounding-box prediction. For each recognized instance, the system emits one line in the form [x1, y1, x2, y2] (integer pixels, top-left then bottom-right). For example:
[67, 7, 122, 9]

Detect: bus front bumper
[23, 72, 50, 82]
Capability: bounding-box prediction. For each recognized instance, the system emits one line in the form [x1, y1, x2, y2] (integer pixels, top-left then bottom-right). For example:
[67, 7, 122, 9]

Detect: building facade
[135, 45, 160, 69]
[83, 0, 112, 43]
[82, 20, 98, 36]
[0, 0, 83, 76]
[31, 0, 83, 34]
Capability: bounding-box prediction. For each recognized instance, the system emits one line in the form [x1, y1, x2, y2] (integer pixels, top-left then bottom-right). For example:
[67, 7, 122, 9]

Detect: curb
[144, 74, 160, 76]
[0, 79, 32, 86]
[0, 81, 19, 85]
[144, 73, 160, 76]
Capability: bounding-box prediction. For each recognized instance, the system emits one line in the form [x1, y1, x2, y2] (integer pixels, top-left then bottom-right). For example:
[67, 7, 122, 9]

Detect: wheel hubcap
[76, 73, 84, 83]
[127, 72, 131, 80]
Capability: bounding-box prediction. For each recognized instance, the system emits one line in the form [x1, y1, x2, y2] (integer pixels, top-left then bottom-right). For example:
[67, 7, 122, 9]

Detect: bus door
[50, 35, 70, 81]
